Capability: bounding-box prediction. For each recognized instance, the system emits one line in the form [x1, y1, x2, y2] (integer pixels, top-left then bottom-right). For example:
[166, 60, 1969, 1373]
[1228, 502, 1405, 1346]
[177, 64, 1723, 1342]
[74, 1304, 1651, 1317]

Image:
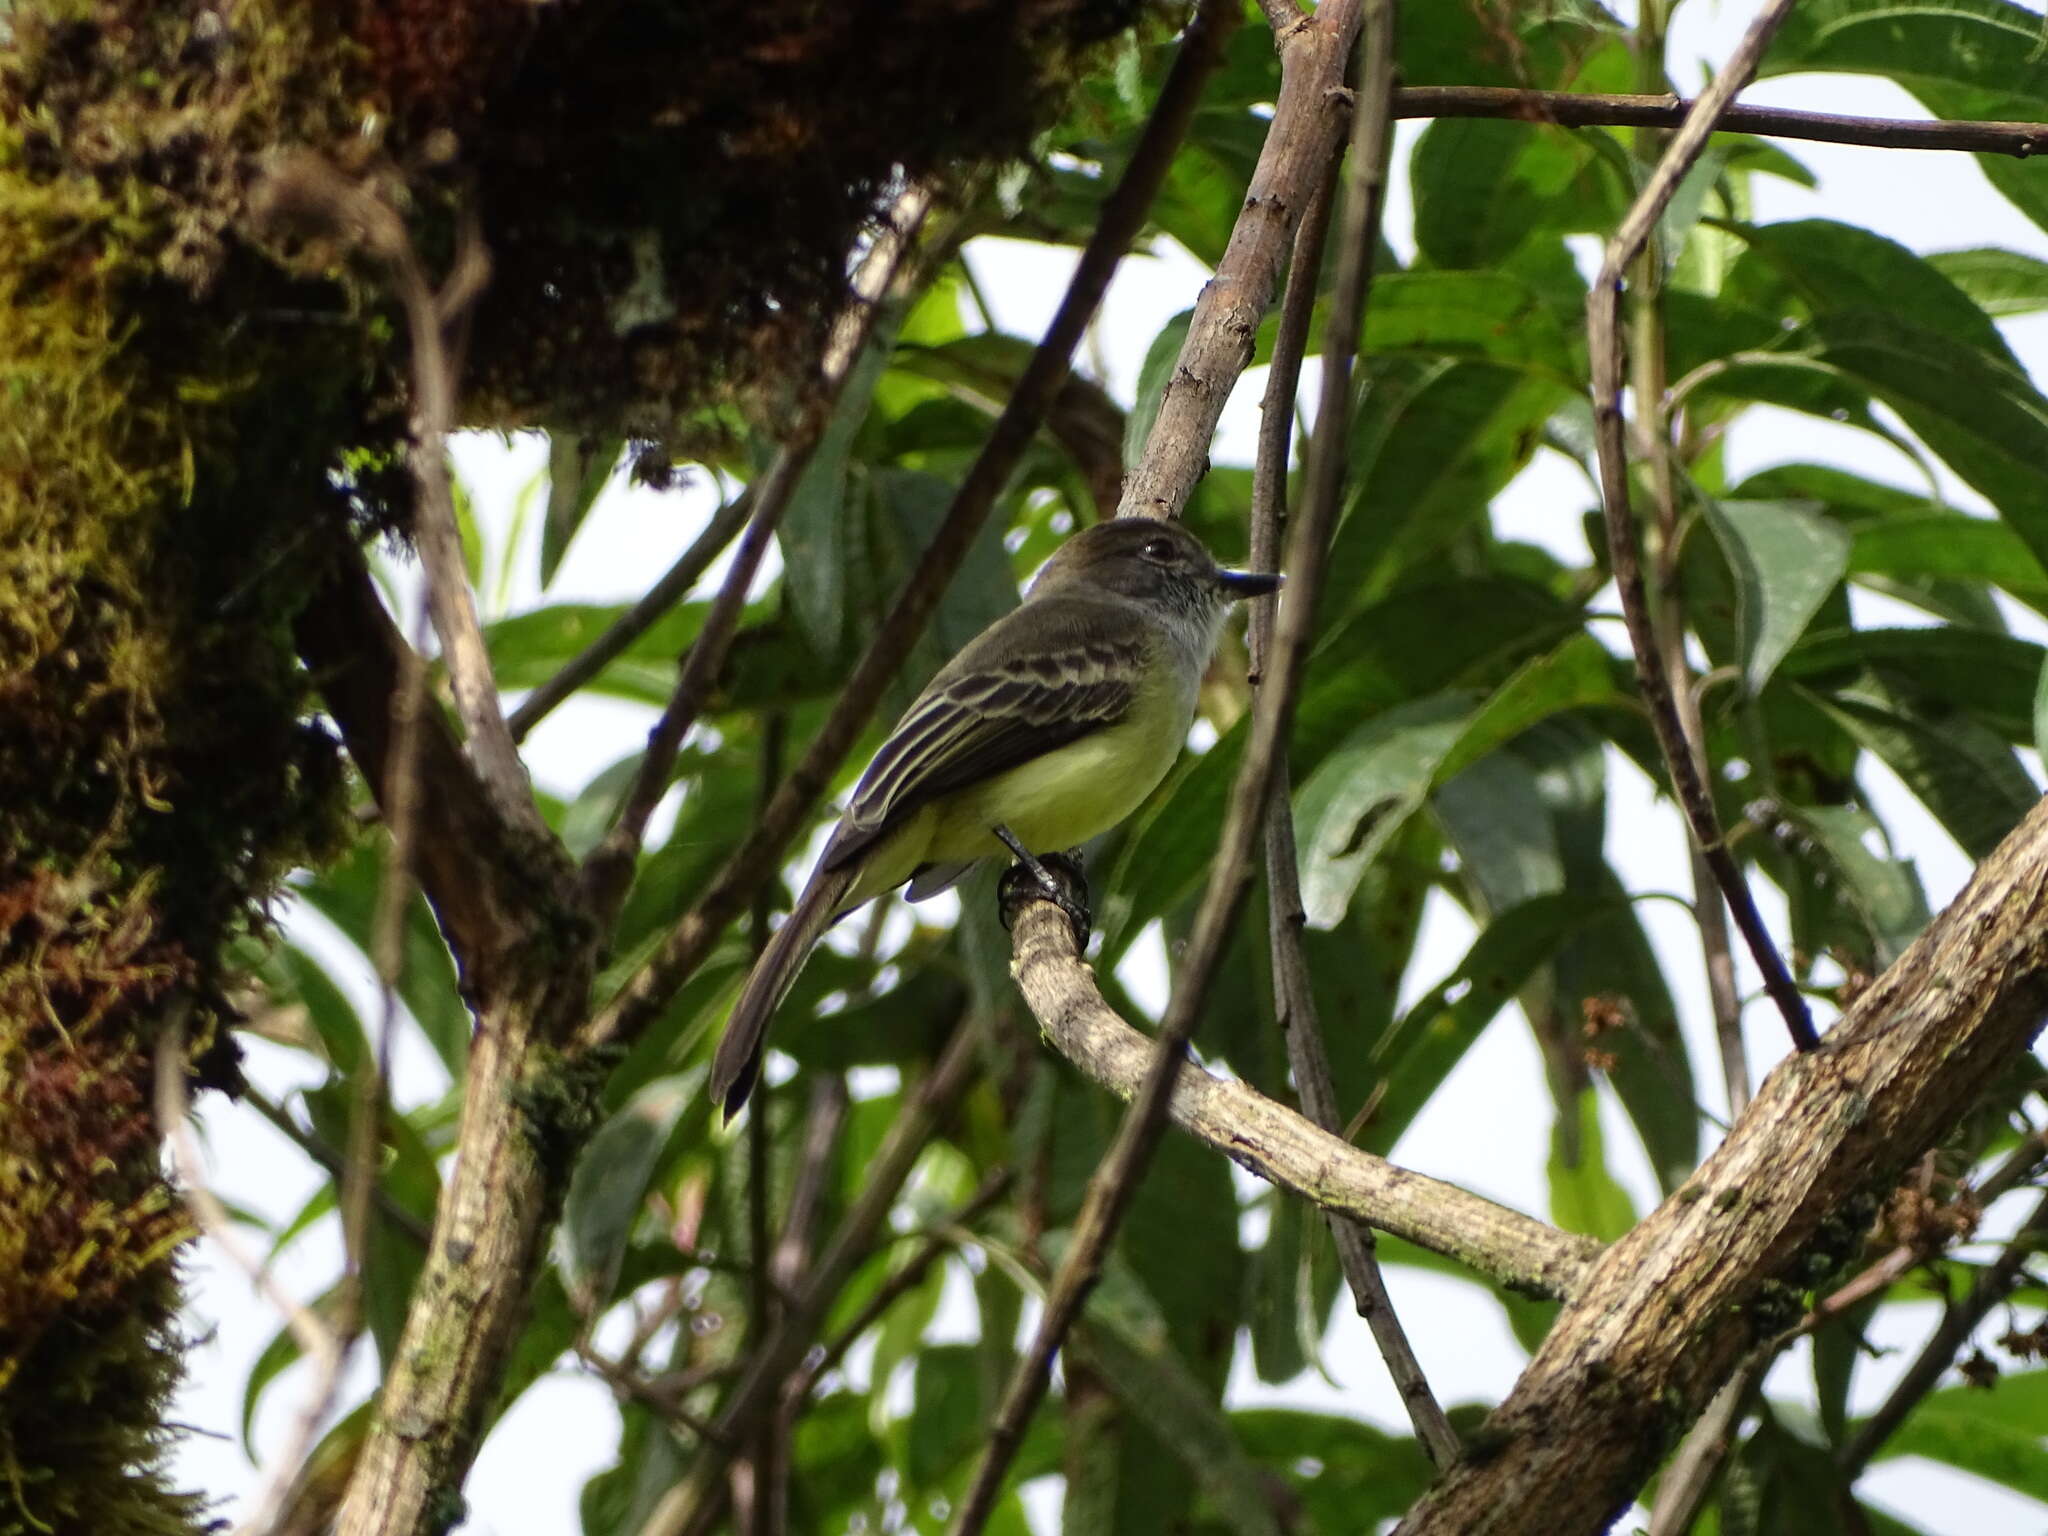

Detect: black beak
[1216, 568, 1282, 600]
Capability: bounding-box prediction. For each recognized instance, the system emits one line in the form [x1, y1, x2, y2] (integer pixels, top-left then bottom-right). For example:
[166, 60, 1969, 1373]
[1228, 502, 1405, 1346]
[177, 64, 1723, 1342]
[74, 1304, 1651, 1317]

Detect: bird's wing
[822, 599, 1142, 874]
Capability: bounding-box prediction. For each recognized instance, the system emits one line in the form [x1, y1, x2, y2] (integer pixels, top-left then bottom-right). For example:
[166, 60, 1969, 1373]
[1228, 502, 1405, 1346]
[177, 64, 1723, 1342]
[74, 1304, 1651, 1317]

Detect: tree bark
[1395, 792, 2048, 1535]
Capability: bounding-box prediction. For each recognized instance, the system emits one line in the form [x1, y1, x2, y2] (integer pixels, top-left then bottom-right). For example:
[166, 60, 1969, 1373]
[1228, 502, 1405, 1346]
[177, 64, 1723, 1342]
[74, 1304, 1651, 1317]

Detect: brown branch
[1392, 788, 2048, 1534]
[582, 188, 936, 921]
[251, 152, 539, 836]
[505, 485, 755, 743]
[1003, 888, 1595, 1295]
[1256, 0, 1306, 34]
[576, 0, 1238, 1059]
[1393, 85, 2048, 157]
[295, 538, 535, 967]
[1583, 6, 1817, 1056]
[1651, 1128, 2048, 1533]
[1114, 0, 1362, 522]
[957, 2, 1385, 1519]
[632, 1025, 982, 1536]
[1246, 2, 1456, 1474]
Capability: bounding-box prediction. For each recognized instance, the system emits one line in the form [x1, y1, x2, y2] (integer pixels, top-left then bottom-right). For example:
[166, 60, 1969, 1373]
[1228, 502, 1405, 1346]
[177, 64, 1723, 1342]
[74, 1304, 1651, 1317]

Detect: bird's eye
[1141, 536, 1177, 564]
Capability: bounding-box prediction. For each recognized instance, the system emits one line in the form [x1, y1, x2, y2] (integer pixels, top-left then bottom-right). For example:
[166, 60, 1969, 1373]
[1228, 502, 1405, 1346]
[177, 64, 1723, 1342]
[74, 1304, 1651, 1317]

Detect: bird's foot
[993, 827, 1092, 948]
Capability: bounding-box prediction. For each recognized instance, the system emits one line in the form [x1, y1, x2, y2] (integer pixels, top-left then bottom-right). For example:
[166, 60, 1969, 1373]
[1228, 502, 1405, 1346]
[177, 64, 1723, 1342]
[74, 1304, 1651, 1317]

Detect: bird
[708, 515, 1281, 1116]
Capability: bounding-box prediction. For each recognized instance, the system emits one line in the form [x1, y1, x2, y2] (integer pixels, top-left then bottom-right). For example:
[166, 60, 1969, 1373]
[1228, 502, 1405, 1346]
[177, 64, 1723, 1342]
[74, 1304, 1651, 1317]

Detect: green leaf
[1795, 310, 2048, 576]
[1783, 626, 2046, 743]
[1297, 633, 1617, 928]
[1701, 498, 1853, 696]
[1769, 802, 1932, 967]
[1410, 119, 1622, 270]
[1074, 1324, 1283, 1536]
[1296, 692, 1474, 929]
[1363, 271, 1578, 381]
[902, 1343, 984, 1490]
[1327, 358, 1566, 607]
[1547, 1088, 1637, 1243]
[1866, 1367, 2048, 1502]
[1802, 672, 2038, 859]
[558, 1076, 696, 1310]
[1105, 576, 1577, 952]
[1930, 247, 2048, 317]
[781, 333, 892, 658]
[1849, 513, 2048, 614]
[1367, 894, 1607, 1156]
[1126, 311, 1193, 470]
[291, 839, 470, 1075]
[542, 434, 621, 587]
[485, 598, 709, 708]
[1729, 219, 2017, 364]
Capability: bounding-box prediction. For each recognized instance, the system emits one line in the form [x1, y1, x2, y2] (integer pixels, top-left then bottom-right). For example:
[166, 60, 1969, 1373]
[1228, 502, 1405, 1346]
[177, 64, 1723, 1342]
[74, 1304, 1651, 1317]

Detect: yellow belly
[840, 688, 1190, 908]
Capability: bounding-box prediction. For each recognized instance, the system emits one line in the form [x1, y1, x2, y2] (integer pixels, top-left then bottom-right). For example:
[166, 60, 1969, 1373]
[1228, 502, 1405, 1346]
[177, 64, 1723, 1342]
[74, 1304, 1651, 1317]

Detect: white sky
[170, 8, 2048, 1534]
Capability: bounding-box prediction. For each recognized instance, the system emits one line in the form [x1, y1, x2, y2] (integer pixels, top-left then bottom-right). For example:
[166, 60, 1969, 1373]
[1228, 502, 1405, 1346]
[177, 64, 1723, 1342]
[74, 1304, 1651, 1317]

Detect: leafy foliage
[205, 2, 2048, 1531]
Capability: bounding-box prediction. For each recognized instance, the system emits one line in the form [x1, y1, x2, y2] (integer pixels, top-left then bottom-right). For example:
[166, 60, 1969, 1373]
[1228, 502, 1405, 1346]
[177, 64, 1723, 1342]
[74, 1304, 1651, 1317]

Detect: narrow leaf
[1703, 498, 1852, 696]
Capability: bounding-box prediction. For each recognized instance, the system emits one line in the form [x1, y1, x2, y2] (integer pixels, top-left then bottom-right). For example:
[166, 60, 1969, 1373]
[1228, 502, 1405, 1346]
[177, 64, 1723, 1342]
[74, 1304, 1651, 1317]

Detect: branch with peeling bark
[1392, 790, 2048, 1533]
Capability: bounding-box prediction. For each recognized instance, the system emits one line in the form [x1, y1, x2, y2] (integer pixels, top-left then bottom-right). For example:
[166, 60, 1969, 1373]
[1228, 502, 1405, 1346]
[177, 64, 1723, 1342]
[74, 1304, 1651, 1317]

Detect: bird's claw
[998, 850, 1092, 948]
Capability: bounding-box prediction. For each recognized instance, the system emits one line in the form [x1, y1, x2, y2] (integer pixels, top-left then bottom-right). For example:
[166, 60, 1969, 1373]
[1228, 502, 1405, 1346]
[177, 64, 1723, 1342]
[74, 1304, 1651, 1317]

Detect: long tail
[709, 863, 856, 1119]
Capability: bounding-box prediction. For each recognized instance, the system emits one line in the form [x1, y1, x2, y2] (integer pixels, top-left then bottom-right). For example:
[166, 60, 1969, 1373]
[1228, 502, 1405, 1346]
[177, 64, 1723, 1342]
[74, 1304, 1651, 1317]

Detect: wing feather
[822, 597, 1144, 873]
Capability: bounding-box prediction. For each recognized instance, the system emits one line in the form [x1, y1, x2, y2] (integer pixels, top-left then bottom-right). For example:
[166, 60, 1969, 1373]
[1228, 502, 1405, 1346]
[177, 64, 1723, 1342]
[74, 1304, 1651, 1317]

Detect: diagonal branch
[505, 485, 755, 743]
[1391, 760, 2048, 1527]
[1004, 896, 1596, 1299]
[1247, 26, 1454, 1463]
[955, 8, 1425, 1518]
[1392, 85, 2048, 157]
[1583, 3, 1816, 1056]
[1114, 0, 1364, 524]
[581, 187, 937, 921]
[632, 1024, 983, 1536]
[575, 0, 1240, 1058]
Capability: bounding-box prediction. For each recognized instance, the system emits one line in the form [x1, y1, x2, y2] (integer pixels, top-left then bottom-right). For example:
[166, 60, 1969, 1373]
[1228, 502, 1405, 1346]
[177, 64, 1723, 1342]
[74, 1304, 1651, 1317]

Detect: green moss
[0, 4, 380, 1528]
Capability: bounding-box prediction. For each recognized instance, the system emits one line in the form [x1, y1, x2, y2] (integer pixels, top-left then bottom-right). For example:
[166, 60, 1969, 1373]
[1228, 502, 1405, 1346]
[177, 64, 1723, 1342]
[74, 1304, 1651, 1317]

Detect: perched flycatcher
[709, 517, 1280, 1115]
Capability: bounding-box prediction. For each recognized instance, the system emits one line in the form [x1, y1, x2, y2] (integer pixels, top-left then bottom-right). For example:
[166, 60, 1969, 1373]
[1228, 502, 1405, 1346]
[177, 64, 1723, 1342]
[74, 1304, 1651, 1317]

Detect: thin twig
[953, 5, 1401, 1521]
[1584, 0, 1817, 1054]
[1392, 85, 2048, 157]
[581, 189, 937, 921]
[1247, 9, 1454, 1465]
[1617, 19, 1755, 1121]
[743, 714, 785, 1536]
[1840, 1186, 2048, 1477]
[633, 1024, 982, 1536]
[1646, 1351, 1772, 1536]
[506, 486, 755, 742]
[577, 0, 1240, 1059]
[783, 1168, 1015, 1405]
[155, 1007, 346, 1536]
[769, 1074, 850, 1296]
[242, 1087, 433, 1249]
